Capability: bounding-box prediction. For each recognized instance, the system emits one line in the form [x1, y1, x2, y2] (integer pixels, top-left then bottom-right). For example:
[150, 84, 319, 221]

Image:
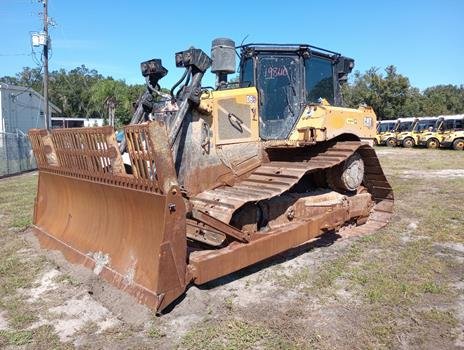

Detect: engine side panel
[288, 104, 377, 143]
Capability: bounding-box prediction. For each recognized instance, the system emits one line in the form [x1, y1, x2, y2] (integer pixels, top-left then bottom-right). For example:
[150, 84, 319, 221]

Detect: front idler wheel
[327, 153, 365, 192]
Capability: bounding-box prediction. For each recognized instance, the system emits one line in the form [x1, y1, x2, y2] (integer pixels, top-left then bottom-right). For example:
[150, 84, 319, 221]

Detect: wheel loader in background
[375, 120, 397, 146]
[418, 115, 464, 149]
[29, 38, 393, 313]
[437, 115, 464, 150]
[385, 117, 415, 147]
[396, 116, 438, 148]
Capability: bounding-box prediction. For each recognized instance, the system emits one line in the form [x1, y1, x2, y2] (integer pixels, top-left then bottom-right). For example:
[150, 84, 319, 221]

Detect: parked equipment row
[375, 115, 464, 150]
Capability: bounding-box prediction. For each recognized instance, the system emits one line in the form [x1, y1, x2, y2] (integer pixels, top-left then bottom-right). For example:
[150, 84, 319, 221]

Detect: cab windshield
[433, 119, 442, 131]
[439, 118, 464, 131]
[413, 119, 436, 132]
[377, 122, 395, 133]
[256, 55, 300, 139]
[395, 121, 413, 132]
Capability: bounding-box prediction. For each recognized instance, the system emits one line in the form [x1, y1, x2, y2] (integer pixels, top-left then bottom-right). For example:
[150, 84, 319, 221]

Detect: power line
[0, 53, 31, 57]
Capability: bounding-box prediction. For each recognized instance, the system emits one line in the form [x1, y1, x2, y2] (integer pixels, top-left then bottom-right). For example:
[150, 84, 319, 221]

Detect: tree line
[0, 65, 145, 126]
[342, 65, 464, 120]
[1, 64, 463, 124]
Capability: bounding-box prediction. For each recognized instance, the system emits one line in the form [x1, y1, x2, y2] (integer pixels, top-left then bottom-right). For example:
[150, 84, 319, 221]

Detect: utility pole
[43, 0, 50, 130]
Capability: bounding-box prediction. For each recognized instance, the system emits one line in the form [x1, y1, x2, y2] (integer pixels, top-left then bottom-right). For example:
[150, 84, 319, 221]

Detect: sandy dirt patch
[0, 311, 9, 331]
[401, 169, 464, 179]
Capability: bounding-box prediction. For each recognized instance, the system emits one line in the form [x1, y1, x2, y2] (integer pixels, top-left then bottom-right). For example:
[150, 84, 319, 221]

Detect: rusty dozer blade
[29, 123, 188, 311]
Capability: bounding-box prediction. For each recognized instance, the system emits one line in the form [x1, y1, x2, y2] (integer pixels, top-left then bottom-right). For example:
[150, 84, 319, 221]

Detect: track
[191, 141, 393, 236]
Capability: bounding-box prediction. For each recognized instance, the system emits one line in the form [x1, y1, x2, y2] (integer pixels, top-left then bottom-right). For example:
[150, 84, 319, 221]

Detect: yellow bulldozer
[29, 39, 393, 312]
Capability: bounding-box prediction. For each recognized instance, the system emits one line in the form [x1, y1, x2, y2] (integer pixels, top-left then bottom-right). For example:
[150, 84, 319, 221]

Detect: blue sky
[1, 0, 463, 90]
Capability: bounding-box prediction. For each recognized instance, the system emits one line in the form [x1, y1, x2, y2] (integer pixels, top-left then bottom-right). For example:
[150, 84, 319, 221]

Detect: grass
[179, 319, 299, 350]
[419, 308, 458, 327]
[53, 273, 81, 287]
[0, 329, 34, 346]
[0, 325, 69, 349]
[147, 324, 166, 339]
[259, 147, 464, 348]
[0, 174, 37, 231]
[0, 174, 63, 347]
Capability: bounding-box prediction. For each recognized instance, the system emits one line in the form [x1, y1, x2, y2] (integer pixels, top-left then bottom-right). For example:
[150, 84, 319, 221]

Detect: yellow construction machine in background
[417, 115, 464, 149]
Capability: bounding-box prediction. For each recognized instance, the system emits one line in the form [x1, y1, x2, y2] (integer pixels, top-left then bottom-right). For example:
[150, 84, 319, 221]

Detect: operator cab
[377, 120, 396, 133]
[435, 115, 464, 132]
[413, 117, 437, 132]
[394, 117, 415, 132]
[238, 44, 354, 140]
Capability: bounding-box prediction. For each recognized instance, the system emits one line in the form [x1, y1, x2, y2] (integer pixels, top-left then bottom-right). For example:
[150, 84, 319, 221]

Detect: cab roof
[437, 114, 464, 120]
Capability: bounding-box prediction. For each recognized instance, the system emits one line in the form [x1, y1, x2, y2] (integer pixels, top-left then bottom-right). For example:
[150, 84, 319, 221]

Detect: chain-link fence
[0, 131, 36, 177]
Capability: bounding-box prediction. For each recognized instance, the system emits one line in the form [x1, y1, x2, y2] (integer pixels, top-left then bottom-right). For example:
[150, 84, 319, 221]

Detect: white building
[0, 84, 61, 176]
[51, 117, 105, 128]
[0, 83, 61, 134]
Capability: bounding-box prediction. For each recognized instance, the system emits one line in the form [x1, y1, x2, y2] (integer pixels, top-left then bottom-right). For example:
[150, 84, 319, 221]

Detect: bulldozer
[28, 38, 393, 313]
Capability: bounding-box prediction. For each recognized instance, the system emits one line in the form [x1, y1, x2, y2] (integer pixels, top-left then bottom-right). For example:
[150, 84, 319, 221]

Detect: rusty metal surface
[189, 141, 394, 284]
[190, 141, 367, 223]
[29, 123, 188, 312]
[30, 126, 159, 193]
[189, 193, 366, 284]
[186, 219, 226, 246]
[192, 209, 250, 242]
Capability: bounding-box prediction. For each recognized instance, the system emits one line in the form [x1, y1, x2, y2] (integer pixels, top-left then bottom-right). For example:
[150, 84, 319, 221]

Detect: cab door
[256, 55, 302, 140]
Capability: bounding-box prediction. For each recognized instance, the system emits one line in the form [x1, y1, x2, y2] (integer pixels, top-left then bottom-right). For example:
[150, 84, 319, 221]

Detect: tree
[421, 85, 464, 116]
[343, 66, 464, 120]
[0, 67, 43, 92]
[48, 65, 103, 117]
[343, 65, 413, 120]
[1, 65, 146, 125]
[89, 79, 146, 126]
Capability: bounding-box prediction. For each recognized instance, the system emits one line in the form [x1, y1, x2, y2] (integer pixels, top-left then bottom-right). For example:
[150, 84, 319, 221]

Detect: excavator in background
[29, 38, 393, 312]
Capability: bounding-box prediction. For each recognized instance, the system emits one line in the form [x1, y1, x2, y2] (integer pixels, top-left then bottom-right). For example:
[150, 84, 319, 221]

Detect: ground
[0, 147, 463, 349]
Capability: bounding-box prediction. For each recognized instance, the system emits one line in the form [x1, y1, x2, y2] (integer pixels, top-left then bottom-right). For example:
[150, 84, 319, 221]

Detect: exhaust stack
[211, 38, 236, 88]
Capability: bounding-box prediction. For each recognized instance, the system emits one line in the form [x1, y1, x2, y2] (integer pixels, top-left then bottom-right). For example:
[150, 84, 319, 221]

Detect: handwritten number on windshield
[265, 66, 289, 79]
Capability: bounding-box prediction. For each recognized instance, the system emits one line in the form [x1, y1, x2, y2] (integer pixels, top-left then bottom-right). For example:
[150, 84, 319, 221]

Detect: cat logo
[364, 116, 374, 128]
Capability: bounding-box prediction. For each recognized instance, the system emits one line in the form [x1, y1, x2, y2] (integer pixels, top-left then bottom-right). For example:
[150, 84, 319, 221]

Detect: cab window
[443, 120, 455, 130]
[240, 58, 254, 87]
[455, 119, 463, 130]
[378, 122, 395, 132]
[397, 122, 413, 132]
[414, 120, 436, 132]
[305, 57, 334, 104]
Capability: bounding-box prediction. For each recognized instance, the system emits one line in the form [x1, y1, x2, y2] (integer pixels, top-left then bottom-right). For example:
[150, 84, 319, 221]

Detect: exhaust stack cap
[211, 38, 236, 74]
